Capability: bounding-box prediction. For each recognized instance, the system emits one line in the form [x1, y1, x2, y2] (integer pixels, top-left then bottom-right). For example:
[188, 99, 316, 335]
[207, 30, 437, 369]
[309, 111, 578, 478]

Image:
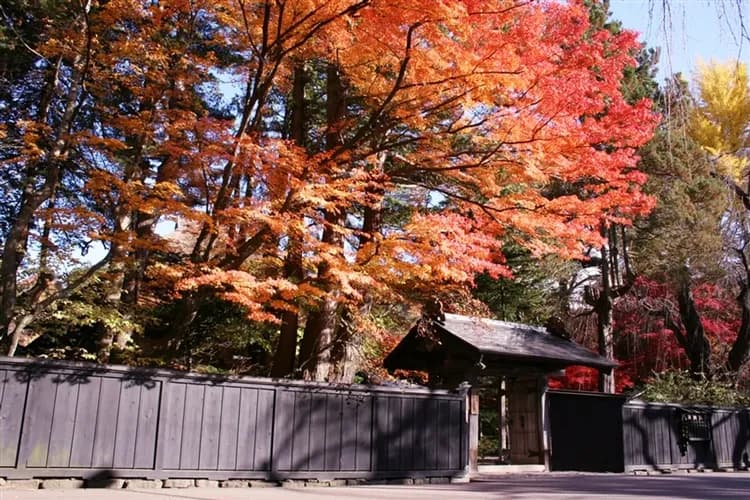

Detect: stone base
[477, 464, 546, 474]
[2, 479, 41, 489]
[220, 480, 249, 488]
[40, 479, 85, 489]
[123, 479, 164, 489]
[0, 475, 467, 489]
[195, 479, 220, 488]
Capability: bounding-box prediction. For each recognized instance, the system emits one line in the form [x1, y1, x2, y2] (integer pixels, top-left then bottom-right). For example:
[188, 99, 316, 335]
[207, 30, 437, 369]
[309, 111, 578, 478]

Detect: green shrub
[635, 370, 750, 407]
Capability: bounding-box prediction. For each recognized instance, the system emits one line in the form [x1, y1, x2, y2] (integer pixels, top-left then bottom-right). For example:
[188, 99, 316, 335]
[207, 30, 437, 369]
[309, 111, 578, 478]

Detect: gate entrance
[478, 376, 545, 466]
[508, 377, 543, 464]
[384, 312, 617, 475]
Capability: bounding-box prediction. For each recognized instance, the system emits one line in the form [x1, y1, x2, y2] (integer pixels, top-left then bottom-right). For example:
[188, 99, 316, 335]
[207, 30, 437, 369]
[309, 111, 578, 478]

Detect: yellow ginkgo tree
[688, 60, 750, 373]
[690, 60, 750, 181]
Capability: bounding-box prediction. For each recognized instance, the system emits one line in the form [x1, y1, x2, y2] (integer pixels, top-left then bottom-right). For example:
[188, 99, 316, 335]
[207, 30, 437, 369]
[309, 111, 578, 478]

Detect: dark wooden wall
[548, 390, 750, 473]
[623, 402, 750, 471]
[547, 390, 625, 472]
[0, 358, 467, 480]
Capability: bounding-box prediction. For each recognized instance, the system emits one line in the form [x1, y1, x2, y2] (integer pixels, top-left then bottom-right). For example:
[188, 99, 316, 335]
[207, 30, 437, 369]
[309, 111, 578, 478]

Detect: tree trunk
[272, 229, 303, 377]
[271, 64, 307, 378]
[297, 63, 345, 380]
[120, 167, 164, 306]
[3, 313, 34, 356]
[327, 307, 358, 383]
[271, 309, 299, 378]
[726, 248, 750, 373]
[596, 233, 615, 394]
[298, 298, 339, 380]
[98, 126, 148, 362]
[326, 172, 384, 382]
[298, 310, 321, 378]
[0, 53, 84, 350]
[727, 284, 750, 372]
[675, 278, 712, 377]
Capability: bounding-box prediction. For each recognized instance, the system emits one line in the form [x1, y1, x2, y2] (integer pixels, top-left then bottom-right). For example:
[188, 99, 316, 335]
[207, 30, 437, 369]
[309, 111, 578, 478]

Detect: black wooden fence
[0, 357, 468, 481]
[548, 390, 750, 472]
[622, 400, 750, 471]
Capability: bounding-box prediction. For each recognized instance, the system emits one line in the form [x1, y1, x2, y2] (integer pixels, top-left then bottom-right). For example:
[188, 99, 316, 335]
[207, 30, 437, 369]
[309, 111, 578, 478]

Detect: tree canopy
[1, 0, 658, 380]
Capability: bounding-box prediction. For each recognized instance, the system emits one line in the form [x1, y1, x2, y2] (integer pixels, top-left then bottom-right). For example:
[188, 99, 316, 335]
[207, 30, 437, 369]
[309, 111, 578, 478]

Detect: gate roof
[383, 313, 616, 378]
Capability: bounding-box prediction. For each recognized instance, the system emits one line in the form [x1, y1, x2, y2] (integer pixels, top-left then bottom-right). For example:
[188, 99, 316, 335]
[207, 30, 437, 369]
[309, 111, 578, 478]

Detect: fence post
[151, 376, 169, 479]
[467, 386, 479, 475]
[269, 385, 278, 477]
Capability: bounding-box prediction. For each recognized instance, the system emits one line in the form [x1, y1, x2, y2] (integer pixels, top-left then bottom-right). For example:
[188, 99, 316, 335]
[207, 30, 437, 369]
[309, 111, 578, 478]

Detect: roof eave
[479, 351, 618, 371]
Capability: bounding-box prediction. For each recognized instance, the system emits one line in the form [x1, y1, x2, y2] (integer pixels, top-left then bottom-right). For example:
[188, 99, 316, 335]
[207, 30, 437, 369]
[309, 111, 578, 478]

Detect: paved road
[1, 473, 749, 500]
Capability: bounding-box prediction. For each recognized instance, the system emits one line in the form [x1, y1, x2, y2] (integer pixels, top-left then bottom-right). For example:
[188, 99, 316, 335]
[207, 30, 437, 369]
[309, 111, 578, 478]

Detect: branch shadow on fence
[0, 356, 468, 482]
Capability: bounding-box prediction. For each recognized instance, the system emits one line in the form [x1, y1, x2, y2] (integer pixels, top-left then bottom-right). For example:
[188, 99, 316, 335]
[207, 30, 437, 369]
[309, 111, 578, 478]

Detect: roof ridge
[443, 313, 548, 334]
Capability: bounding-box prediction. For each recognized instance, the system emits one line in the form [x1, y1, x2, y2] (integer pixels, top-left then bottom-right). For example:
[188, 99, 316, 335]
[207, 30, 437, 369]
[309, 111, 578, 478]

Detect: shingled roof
[439, 314, 616, 369]
[384, 313, 617, 375]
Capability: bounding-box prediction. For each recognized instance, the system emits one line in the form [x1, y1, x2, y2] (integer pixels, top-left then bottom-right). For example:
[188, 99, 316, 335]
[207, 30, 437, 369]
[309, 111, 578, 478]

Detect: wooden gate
[507, 378, 543, 465]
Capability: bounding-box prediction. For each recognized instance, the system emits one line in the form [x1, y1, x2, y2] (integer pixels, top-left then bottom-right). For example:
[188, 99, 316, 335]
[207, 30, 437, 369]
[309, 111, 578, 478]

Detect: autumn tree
[1, 1, 658, 380]
[550, 1, 660, 393]
[0, 0, 238, 357]
[0, 0, 104, 355]
[686, 60, 750, 375]
[177, 0, 657, 380]
[616, 62, 750, 383]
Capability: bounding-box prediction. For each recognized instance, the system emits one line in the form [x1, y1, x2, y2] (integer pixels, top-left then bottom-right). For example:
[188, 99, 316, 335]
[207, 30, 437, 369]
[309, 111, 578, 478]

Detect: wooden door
[507, 378, 542, 464]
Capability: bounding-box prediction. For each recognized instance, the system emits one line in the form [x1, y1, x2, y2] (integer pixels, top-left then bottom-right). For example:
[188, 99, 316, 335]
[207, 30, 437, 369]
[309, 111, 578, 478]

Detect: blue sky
[610, 0, 750, 84]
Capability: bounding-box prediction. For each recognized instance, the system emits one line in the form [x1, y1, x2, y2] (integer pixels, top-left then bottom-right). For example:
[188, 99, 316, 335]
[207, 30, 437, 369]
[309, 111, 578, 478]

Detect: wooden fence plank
[217, 386, 240, 470]
[323, 394, 342, 471]
[23, 375, 59, 467]
[372, 396, 384, 471]
[113, 383, 141, 469]
[133, 381, 160, 469]
[712, 411, 728, 466]
[90, 377, 121, 468]
[424, 398, 439, 470]
[401, 397, 415, 471]
[291, 391, 312, 471]
[308, 393, 327, 471]
[355, 394, 372, 472]
[340, 394, 357, 471]
[254, 389, 274, 471]
[235, 388, 259, 471]
[413, 398, 427, 471]
[179, 384, 205, 470]
[437, 400, 451, 469]
[448, 400, 461, 470]
[161, 382, 186, 470]
[273, 389, 294, 471]
[742, 410, 750, 466]
[68, 377, 101, 468]
[657, 409, 673, 466]
[0, 370, 27, 467]
[198, 386, 223, 470]
[388, 397, 401, 470]
[46, 380, 79, 467]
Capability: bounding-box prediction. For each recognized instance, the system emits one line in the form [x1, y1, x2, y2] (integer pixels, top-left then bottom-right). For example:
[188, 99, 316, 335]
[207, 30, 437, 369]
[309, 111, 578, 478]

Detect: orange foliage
[4, 1, 657, 356]
[175, 0, 657, 319]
